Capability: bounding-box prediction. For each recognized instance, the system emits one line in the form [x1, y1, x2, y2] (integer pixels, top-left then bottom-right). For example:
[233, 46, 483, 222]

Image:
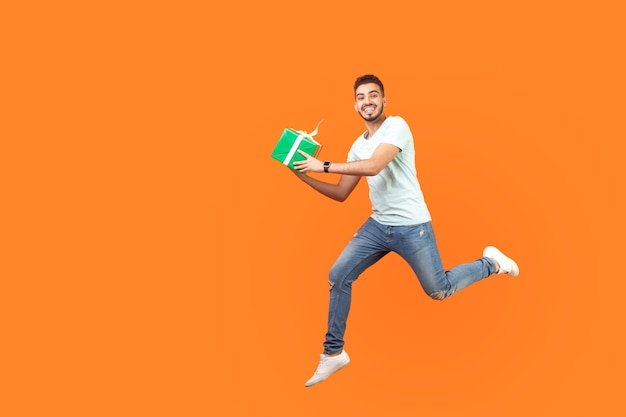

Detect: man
[291, 74, 519, 387]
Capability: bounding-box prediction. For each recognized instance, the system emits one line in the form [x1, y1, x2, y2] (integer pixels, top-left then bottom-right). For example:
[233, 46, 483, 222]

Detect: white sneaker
[483, 246, 519, 277]
[304, 350, 350, 387]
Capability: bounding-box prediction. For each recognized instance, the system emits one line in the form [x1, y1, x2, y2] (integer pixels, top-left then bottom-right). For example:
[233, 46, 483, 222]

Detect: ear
[383, 97, 387, 105]
[354, 102, 359, 112]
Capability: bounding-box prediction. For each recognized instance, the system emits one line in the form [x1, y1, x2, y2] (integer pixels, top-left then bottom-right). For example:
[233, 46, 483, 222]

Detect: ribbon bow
[283, 119, 323, 166]
[295, 119, 323, 143]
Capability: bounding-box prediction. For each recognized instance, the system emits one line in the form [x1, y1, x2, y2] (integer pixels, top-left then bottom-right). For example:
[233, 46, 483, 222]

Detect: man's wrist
[323, 161, 331, 173]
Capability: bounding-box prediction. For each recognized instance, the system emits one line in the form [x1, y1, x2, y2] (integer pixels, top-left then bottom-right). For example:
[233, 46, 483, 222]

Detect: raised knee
[429, 291, 446, 301]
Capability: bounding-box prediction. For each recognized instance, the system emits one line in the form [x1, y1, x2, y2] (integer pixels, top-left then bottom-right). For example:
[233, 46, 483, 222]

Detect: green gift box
[271, 122, 323, 170]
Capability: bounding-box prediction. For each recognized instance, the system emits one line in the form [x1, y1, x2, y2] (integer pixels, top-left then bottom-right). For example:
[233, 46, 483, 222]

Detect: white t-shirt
[347, 116, 431, 226]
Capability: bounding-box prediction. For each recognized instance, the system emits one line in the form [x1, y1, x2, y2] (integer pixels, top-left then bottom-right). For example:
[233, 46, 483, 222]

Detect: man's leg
[393, 221, 497, 300]
[305, 218, 388, 387]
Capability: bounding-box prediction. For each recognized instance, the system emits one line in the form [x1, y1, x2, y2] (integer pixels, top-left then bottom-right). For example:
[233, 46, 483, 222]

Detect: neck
[365, 114, 387, 138]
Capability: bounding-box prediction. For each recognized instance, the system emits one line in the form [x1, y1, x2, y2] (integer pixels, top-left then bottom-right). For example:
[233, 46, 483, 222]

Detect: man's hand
[293, 150, 324, 173]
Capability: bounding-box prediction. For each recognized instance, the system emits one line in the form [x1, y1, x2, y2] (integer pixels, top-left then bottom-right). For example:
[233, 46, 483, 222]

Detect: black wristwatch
[323, 161, 331, 173]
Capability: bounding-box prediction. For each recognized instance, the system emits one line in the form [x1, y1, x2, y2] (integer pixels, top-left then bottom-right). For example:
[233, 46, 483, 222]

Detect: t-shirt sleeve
[380, 117, 411, 151]
[347, 141, 359, 162]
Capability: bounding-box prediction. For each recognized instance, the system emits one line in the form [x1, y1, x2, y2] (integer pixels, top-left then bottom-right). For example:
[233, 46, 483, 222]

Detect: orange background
[2, 1, 625, 416]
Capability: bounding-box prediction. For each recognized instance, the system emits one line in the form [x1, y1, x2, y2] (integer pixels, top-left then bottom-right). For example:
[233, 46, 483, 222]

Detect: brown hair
[353, 74, 385, 96]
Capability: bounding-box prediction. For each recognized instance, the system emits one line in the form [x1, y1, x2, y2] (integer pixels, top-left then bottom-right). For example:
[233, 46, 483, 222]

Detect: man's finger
[297, 149, 311, 158]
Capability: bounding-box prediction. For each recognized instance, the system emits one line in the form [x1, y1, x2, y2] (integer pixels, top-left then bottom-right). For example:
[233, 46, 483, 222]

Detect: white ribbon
[283, 120, 323, 166]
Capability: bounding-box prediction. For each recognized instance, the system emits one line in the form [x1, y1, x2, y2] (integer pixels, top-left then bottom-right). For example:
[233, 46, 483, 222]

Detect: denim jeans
[323, 217, 496, 354]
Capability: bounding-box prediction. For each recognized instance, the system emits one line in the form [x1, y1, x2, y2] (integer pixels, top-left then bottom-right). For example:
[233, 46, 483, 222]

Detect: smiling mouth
[362, 105, 377, 114]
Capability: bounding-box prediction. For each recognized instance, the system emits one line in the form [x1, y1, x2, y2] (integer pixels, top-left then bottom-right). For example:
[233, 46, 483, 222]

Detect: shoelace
[314, 357, 330, 374]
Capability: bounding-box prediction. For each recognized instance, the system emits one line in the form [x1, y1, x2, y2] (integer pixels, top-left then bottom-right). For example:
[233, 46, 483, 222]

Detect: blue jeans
[323, 217, 497, 354]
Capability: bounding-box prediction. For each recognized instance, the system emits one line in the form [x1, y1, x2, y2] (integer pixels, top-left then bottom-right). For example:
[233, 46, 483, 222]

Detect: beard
[358, 104, 384, 122]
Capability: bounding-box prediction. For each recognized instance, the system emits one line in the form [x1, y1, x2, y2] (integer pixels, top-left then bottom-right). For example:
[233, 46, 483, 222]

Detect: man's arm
[292, 171, 361, 202]
[293, 143, 400, 176]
